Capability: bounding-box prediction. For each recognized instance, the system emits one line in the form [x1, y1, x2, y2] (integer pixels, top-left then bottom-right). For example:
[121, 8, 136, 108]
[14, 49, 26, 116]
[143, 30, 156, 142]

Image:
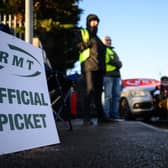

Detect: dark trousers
[83, 71, 104, 119]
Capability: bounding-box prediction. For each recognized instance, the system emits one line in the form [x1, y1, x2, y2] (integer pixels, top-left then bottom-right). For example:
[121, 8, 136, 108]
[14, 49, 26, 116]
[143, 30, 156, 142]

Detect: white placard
[0, 31, 60, 155]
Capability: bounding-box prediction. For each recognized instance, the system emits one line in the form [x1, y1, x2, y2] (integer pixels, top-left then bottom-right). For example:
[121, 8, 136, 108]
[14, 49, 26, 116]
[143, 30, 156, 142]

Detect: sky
[68, 0, 168, 80]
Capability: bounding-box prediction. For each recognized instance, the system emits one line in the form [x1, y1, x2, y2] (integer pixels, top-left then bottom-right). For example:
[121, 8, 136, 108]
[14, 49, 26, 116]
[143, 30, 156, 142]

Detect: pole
[25, 0, 33, 43]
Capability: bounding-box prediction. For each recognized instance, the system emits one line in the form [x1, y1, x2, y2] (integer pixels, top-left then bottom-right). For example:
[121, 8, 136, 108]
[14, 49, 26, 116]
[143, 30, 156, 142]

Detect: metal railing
[0, 14, 24, 39]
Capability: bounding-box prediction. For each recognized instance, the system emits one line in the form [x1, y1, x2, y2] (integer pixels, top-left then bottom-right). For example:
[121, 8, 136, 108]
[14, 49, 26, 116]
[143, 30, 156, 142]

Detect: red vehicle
[122, 78, 160, 88]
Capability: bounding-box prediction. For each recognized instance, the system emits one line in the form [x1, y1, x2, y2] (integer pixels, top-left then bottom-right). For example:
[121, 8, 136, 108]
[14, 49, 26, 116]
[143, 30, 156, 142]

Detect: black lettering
[12, 55, 24, 67]
[41, 93, 48, 106]
[24, 114, 34, 129]
[21, 90, 30, 105]
[26, 60, 34, 70]
[34, 92, 42, 105]
[33, 114, 42, 128]
[40, 114, 47, 128]
[0, 88, 7, 103]
[8, 114, 15, 130]
[0, 114, 8, 131]
[14, 114, 24, 130]
[0, 51, 8, 63]
[8, 89, 16, 104]
[16, 89, 22, 104]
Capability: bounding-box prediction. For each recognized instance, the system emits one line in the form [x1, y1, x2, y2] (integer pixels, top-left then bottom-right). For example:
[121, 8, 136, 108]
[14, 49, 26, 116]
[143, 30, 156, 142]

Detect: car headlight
[130, 90, 149, 97]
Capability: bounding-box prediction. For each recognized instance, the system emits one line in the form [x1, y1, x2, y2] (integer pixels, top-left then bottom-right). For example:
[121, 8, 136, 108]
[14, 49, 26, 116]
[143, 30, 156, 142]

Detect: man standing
[102, 36, 122, 120]
[75, 14, 106, 124]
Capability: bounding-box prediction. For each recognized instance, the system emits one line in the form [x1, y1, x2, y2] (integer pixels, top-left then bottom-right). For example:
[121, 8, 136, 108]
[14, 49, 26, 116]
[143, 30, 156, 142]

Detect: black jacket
[75, 28, 106, 73]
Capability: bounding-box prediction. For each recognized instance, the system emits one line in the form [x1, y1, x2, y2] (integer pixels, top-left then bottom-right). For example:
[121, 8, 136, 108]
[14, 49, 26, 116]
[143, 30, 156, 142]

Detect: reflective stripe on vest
[105, 48, 117, 72]
[79, 29, 90, 63]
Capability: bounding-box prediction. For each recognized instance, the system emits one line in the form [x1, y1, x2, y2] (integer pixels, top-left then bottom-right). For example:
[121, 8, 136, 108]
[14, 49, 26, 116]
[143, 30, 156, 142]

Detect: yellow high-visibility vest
[105, 48, 117, 72]
[79, 29, 90, 63]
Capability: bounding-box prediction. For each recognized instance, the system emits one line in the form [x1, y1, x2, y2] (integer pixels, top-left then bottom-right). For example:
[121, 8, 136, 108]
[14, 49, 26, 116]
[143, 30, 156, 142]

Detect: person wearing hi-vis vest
[102, 36, 122, 120]
[75, 14, 107, 125]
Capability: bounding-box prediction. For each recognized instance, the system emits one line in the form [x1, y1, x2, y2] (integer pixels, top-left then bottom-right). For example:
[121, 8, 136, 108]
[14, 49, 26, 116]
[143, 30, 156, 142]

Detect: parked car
[120, 78, 160, 120]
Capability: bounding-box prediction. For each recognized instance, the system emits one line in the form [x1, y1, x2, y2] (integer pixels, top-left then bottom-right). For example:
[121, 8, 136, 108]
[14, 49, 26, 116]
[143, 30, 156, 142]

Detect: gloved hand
[111, 59, 122, 69]
[84, 38, 96, 48]
[79, 38, 95, 51]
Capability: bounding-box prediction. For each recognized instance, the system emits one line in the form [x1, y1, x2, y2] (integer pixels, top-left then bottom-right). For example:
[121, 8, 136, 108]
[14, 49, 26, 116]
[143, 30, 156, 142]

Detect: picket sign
[0, 31, 60, 155]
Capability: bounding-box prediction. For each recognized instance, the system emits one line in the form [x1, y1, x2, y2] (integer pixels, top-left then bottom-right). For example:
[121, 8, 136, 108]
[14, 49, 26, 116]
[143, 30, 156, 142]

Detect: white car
[120, 86, 156, 120]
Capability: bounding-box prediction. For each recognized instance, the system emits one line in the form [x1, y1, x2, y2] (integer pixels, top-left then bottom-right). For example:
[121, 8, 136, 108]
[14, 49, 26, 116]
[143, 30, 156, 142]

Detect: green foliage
[38, 19, 75, 32]
[0, 0, 83, 72]
[0, 0, 24, 14]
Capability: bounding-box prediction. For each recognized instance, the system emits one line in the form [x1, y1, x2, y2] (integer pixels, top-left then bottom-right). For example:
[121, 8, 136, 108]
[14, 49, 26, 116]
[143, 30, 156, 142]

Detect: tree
[34, 0, 83, 72]
[0, 0, 83, 72]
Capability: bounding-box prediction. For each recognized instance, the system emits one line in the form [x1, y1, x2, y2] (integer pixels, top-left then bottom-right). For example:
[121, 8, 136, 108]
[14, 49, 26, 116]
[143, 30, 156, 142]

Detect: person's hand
[112, 60, 122, 69]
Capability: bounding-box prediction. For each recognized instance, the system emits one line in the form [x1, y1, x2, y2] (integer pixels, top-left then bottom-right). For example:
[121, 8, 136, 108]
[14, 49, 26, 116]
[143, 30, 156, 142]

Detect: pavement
[1, 119, 168, 168]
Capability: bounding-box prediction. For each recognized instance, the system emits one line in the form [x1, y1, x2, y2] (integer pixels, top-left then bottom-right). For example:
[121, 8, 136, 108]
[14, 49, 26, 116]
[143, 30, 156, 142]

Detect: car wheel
[120, 98, 133, 120]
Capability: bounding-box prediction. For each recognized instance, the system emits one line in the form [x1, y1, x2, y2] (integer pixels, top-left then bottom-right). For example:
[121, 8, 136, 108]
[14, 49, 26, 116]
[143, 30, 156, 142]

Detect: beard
[88, 26, 98, 36]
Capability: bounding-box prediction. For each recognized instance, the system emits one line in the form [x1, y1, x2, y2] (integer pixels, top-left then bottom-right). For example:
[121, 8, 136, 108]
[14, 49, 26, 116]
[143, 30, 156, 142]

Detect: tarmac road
[1, 119, 168, 168]
[145, 118, 168, 130]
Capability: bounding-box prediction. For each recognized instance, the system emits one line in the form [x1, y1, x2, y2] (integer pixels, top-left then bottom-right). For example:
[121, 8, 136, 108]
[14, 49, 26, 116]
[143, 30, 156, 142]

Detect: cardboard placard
[0, 31, 60, 155]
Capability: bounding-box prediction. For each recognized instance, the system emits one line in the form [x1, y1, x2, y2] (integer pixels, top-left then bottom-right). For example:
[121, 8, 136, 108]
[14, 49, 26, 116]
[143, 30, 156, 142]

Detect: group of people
[0, 14, 123, 125]
[75, 14, 123, 124]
